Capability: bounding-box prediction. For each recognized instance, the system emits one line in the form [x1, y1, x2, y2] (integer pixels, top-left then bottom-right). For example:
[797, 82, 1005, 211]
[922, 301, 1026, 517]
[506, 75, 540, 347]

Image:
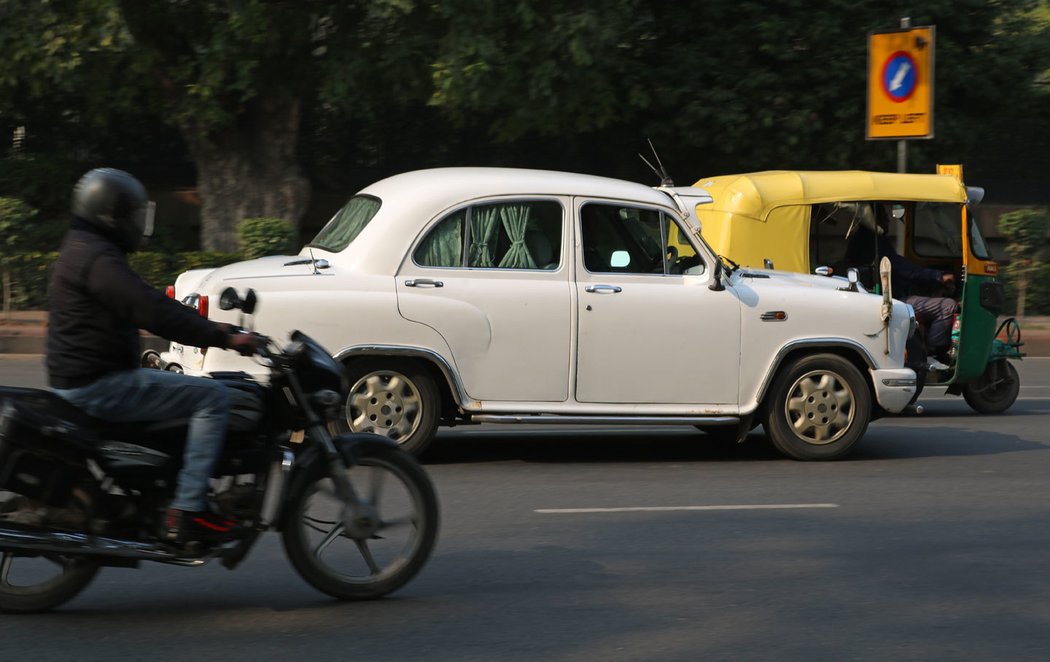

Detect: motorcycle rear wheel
[282, 445, 439, 600]
[0, 551, 100, 613]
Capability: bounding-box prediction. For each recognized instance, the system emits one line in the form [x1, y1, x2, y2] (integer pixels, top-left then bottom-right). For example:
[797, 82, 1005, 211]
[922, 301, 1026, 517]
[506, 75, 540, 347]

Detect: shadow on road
[421, 424, 1045, 465]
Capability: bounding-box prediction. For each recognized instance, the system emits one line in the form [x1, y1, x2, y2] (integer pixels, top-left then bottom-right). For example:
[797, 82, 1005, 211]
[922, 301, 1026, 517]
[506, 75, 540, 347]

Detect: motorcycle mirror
[242, 289, 258, 315]
[218, 287, 241, 311]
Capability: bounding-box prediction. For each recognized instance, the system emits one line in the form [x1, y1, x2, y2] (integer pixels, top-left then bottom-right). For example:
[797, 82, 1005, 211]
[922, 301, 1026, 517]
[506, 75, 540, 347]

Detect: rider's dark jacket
[47, 219, 228, 389]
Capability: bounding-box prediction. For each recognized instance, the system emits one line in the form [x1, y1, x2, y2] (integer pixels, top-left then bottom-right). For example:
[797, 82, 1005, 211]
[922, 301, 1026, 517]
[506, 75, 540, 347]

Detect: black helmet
[72, 168, 154, 252]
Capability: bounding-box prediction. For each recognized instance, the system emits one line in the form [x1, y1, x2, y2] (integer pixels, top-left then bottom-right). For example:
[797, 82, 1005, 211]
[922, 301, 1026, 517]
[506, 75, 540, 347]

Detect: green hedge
[238, 217, 296, 260]
[0, 251, 241, 311]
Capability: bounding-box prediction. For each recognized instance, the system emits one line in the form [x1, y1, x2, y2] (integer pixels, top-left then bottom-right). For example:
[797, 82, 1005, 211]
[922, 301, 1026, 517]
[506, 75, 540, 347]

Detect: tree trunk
[183, 96, 310, 252]
[1016, 270, 1027, 319]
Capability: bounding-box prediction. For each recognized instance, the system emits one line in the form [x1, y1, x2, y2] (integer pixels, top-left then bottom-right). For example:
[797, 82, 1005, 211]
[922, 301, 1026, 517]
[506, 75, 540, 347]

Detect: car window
[415, 200, 563, 270]
[309, 195, 381, 252]
[581, 203, 701, 275]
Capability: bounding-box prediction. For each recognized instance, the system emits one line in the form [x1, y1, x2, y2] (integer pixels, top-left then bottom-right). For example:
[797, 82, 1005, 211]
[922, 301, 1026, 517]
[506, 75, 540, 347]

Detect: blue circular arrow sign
[881, 51, 918, 102]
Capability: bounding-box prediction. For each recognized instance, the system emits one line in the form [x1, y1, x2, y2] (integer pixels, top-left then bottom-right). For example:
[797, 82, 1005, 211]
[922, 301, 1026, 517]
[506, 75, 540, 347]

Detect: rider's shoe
[927, 358, 950, 372]
[163, 507, 243, 548]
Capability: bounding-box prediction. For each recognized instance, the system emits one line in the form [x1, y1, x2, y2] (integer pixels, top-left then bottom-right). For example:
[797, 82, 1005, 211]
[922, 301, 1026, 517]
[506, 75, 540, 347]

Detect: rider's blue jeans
[53, 369, 230, 512]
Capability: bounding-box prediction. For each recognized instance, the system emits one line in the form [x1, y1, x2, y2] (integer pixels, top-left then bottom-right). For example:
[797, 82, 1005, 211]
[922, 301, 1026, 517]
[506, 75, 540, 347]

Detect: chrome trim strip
[472, 415, 739, 425]
[334, 344, 470, 406]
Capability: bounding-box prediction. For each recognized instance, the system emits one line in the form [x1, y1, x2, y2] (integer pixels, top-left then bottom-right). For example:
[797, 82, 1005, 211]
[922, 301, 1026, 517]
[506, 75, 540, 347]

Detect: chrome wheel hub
[347, 371, 422, 442]
[784, 369, 855, 445]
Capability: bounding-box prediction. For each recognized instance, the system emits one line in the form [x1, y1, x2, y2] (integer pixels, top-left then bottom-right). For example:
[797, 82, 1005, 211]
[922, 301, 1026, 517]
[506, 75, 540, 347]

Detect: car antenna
[639, 139, 674, 187]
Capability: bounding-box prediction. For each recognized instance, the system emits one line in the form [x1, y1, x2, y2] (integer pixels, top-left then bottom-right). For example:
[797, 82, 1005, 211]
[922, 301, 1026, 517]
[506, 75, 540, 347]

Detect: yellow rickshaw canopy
[692, 170, 968, 221]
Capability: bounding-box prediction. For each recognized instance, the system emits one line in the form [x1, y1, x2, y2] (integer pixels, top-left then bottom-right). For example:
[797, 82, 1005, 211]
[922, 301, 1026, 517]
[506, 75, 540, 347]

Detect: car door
[574, 199, 742, 405]
[396, 197, 572, 402]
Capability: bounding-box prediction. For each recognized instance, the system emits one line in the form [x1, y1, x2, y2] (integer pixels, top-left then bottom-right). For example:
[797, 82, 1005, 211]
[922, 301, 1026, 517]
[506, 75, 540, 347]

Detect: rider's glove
[226, 332, 261, 357]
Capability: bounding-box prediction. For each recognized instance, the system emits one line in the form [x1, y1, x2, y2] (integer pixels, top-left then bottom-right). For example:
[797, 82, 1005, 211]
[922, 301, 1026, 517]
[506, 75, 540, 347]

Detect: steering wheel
[664, 245, 679, 271]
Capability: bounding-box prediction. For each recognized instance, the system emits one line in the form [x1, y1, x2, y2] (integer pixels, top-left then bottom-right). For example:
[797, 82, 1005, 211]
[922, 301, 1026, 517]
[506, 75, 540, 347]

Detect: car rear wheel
[341, 359, 440, 456]
[764, 353, 871, 460]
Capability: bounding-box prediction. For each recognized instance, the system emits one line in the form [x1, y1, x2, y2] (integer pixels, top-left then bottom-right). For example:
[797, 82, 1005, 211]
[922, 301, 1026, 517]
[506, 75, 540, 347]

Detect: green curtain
[468, 206, 501, 267]
[415, 213, 464, 267]
[497, 205, 537, 269]
[310, 196, 381, 252]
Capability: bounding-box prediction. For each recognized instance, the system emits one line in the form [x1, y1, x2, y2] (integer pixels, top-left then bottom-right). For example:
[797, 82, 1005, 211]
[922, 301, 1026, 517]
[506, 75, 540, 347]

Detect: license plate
[170, 343, 205, 372]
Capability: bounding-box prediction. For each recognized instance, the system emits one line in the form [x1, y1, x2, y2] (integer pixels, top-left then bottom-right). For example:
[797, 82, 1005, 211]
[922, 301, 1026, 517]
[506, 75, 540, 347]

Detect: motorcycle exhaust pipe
[0, 525, 180, 562]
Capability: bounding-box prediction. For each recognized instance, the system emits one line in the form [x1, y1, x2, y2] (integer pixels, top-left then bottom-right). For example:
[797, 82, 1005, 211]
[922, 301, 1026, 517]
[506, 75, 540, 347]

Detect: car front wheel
[341, 359, 441, 456]
[764, 353, 872, 461]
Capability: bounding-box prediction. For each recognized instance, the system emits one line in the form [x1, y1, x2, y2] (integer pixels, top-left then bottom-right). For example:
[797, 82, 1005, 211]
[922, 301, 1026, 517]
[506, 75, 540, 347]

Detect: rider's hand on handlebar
[226, 331, 264, 357]
[941, 273, 955, 284]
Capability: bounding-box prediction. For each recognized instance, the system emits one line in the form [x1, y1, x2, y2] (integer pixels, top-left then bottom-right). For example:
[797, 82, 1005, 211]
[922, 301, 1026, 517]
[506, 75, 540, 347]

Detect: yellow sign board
[867, 26, 935, 140]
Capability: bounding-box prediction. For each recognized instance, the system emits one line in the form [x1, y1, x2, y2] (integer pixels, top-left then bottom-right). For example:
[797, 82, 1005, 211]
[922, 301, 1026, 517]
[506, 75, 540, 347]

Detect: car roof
[691, 170, 968, 220]
[314, 167, 683, 273]
[360, 167, 674, 210]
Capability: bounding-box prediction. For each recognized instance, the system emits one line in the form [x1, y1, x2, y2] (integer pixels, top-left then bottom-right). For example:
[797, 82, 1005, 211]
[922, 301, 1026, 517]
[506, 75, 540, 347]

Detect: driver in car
[47, 168, 261, 547]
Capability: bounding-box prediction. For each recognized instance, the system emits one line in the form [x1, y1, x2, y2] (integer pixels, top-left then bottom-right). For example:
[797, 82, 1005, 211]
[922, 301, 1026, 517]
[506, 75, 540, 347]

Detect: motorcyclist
[46, 167, 261, 547]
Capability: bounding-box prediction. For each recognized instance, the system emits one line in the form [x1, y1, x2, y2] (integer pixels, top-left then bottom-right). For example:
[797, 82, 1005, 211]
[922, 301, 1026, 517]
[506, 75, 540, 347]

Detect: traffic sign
[867, 26, 935, 140]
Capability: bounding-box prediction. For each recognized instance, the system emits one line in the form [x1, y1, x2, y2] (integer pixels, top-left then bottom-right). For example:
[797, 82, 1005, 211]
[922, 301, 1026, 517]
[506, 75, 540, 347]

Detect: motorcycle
[0, 287, 439, 613]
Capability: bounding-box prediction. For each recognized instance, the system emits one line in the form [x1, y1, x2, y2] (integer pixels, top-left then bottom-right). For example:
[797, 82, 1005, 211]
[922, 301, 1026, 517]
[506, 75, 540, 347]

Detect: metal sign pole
[897, 16, 911, 175]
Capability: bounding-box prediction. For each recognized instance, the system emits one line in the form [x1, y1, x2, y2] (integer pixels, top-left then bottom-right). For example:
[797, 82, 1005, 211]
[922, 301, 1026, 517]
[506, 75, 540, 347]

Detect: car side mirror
[709, 260, 725, 291]
[610, 250, 630, 268]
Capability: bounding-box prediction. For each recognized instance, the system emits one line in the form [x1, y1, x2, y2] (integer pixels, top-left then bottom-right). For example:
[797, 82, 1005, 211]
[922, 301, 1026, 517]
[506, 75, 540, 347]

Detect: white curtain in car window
[497, 204, 537, 269]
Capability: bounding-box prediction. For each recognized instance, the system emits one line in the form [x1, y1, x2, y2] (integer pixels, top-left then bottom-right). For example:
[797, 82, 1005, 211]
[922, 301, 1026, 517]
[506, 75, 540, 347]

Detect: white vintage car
[162, 168, 917, 460]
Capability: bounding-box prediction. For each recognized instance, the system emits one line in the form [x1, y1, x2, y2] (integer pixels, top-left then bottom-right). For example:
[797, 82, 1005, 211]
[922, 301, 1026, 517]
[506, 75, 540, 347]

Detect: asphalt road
[2, 357, 1050, 660]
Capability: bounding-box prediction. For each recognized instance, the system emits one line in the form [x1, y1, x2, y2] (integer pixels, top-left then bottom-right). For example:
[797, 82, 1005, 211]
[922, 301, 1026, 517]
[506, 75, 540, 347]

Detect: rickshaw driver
[871, 204, 958, 370]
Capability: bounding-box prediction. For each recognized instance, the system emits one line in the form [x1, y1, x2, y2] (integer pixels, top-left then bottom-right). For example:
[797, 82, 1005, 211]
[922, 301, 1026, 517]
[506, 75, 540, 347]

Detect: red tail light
[165, 285, 175, 298]
[198, 295, 209, 318]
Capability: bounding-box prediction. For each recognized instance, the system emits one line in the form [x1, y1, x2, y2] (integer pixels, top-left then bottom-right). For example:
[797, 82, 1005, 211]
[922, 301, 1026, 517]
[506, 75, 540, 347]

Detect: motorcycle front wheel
[282, 445, 439, 600]
[0, 550, 100, 613]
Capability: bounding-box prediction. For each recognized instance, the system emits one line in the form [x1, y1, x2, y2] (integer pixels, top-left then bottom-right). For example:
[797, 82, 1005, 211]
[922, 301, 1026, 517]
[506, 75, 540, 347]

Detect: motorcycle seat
[0, 386, 190, 443]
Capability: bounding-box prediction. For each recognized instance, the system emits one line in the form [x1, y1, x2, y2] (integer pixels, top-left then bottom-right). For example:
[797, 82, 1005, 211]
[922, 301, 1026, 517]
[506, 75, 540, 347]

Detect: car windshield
[913, 201, 990, 260]
[308, 195, 381, 252]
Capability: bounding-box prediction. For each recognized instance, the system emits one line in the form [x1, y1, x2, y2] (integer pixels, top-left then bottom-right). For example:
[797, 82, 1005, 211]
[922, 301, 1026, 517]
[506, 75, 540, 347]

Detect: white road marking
[535, 504, 839, 514]
[919, 396, 1050, 401]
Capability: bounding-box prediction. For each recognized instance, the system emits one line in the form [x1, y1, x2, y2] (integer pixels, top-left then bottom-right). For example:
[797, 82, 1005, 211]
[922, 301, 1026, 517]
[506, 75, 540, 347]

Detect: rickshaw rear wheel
[764, 353, 871, 461]
[962, 359, 1019, 414]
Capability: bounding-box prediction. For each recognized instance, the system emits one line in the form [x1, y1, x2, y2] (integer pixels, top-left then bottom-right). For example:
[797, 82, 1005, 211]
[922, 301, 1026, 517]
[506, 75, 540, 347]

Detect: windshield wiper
[718, 254, 740, 274]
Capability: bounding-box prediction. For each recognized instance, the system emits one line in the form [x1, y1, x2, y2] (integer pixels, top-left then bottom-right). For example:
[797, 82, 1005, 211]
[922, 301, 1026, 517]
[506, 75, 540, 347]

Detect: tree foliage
[0, 0, 1047, 254]
[998, 207, 1050, 316]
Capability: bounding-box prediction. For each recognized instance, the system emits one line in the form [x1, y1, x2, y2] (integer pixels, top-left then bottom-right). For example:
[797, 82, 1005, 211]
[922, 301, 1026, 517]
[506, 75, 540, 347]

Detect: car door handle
[584, 284, 622, 294]
[404, 278, 443, 288]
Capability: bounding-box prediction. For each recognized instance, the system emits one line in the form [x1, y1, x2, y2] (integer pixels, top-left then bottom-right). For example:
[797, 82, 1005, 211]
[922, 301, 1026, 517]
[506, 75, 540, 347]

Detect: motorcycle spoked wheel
[281, 445, 439, 600]
[0, 550, 100, 613]
[0, 490, 101, 613]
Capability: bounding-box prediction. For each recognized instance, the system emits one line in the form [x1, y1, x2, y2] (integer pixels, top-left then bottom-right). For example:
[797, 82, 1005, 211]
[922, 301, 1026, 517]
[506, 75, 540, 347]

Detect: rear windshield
[308, 195, 381, 252]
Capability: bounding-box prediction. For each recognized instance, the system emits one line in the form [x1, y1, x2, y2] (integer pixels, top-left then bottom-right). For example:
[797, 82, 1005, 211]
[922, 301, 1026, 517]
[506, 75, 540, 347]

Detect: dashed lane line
[535, 504, 840, 514]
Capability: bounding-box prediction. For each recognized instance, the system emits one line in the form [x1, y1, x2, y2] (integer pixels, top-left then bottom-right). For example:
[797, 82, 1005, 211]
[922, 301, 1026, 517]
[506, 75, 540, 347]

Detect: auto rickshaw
[684, 168, 1023, 413]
